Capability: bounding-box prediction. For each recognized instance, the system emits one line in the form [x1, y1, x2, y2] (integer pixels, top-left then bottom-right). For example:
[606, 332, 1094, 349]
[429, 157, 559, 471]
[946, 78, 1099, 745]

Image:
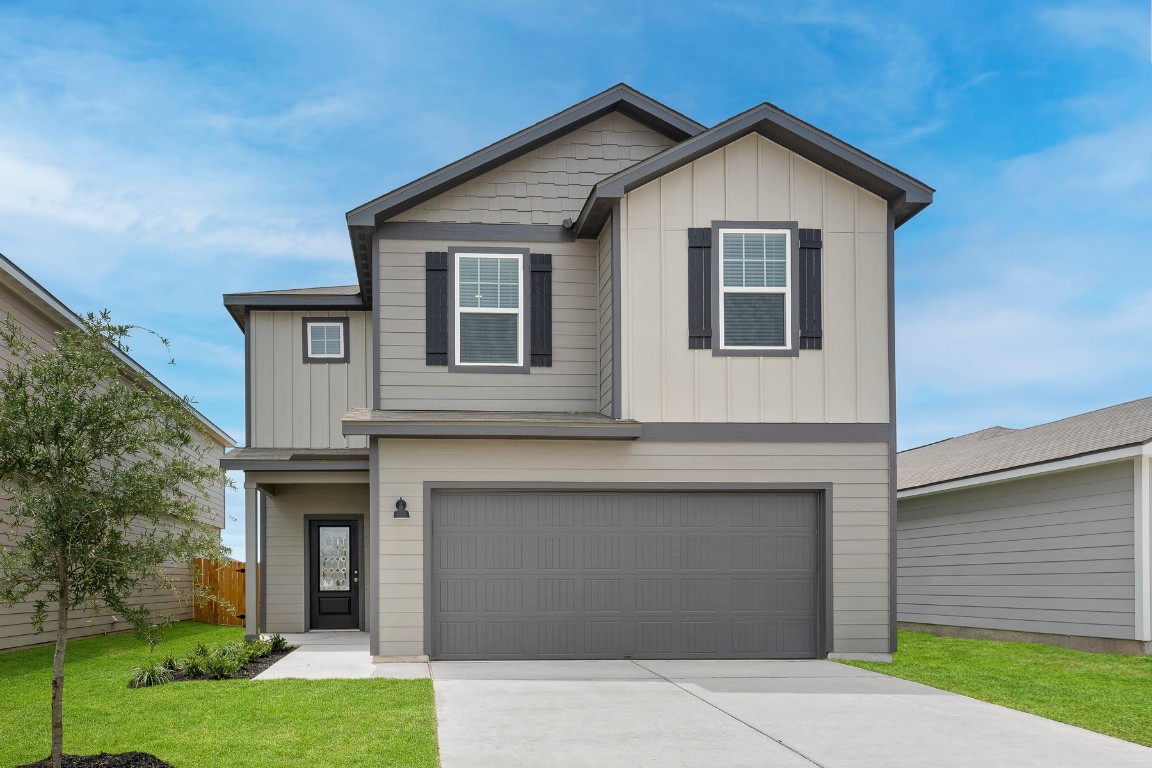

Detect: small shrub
[246, 638, 274, 659]
[268, 634, 289, 652]
[160, 654, 180, 671]
[128, 660, 173, 689]
[201, 650, 242, 679]
[179, 655, 205, 678]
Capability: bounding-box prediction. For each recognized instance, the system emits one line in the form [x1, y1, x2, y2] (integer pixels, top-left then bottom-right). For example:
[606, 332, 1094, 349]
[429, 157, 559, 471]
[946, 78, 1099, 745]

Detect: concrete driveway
[432, 659, 1151, 768]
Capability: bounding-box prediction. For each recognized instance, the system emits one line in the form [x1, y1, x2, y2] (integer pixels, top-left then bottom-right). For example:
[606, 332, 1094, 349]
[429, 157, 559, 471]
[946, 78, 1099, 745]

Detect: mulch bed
[17, 752, 174, 767]
[167, 645, 296, 683]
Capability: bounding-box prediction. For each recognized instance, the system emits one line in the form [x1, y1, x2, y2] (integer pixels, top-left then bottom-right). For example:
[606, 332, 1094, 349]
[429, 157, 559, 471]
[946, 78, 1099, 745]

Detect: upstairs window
[719, 229, 791, 350]
[303, 318, 349, 363]
[454, 252, 524, 367]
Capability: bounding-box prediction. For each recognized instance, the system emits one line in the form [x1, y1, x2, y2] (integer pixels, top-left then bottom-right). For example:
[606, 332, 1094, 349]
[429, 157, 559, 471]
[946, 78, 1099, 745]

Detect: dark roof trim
[0, 252, 234, 447]
[575, 102, 935, 237]
[220, 458, 371, 471]
[342, 418, 642, 440]
[345, 84, 704, 229]
[222, 293, 367, 330]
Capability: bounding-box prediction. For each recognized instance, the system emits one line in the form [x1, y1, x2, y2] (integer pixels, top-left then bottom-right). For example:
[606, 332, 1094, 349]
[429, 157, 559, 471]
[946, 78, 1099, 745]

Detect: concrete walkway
[254, 632, 428, 680]
[432, 659, 1152, 768]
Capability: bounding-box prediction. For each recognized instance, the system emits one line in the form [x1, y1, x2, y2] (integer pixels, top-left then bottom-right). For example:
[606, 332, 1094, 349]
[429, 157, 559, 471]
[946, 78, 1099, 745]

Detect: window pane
[458, 256, 519, 309]
[723, 232, 787, 288]
[724, 293, 786, 347]
[309, 324, 343, 356]
[318, 526, 350, 591]
[460, 313, 519, 364]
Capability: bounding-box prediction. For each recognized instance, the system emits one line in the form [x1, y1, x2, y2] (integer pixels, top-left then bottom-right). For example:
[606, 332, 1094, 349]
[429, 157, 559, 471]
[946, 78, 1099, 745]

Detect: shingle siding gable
[391, 112, 675, 226]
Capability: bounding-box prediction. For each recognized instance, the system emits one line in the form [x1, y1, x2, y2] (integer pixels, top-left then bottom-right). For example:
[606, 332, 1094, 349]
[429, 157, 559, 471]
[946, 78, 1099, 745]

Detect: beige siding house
[897, 398, 1152, 654]
[223, 85, 932, 661]
[0, 254, 232, 650]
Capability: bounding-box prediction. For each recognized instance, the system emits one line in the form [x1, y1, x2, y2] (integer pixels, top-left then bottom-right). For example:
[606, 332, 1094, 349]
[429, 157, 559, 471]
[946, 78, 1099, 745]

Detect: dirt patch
[17, 752, 174, 768]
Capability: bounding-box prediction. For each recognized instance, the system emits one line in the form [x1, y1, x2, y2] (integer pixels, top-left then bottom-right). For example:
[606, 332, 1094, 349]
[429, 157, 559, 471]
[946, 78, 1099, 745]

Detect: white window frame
[718, 227, 792, 351]
[305, 321, 346, 359]
[453, 251, 525, 367]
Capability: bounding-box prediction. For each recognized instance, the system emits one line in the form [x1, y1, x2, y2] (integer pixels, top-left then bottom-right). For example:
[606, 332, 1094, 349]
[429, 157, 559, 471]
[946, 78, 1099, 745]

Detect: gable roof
[575, 101, 934, 237]
[344, 84, 704, 298]
[0, 252, 234, 447]
[898, 396, 1152, 491]
[345, 84, 704, 229]
[222, 285, 364, 330]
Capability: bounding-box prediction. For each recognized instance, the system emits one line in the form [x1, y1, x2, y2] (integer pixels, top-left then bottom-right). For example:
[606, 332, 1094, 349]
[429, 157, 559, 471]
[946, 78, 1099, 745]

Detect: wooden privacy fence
[193, 558, 248, 627]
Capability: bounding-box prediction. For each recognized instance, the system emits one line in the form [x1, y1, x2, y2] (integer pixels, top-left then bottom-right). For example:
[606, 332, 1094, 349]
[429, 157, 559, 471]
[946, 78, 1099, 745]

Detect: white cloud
[1039, 3, 1150, 57]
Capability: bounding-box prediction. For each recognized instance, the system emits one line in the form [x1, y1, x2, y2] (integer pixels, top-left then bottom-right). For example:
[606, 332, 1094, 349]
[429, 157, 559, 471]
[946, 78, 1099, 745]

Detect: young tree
[0, 311, 228, 768]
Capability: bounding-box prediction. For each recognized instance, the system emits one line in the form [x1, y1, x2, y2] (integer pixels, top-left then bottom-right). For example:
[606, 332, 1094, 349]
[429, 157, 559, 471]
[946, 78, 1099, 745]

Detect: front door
[308, 519, 361, 630]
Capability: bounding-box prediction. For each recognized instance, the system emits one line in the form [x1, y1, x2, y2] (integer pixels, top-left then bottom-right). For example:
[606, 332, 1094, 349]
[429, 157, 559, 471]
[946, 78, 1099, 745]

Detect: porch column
[244, 485, 259, 640]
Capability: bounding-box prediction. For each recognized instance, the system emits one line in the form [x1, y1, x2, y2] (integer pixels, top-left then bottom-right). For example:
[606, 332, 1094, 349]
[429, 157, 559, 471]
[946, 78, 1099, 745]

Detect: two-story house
[222, 85, 932, 661]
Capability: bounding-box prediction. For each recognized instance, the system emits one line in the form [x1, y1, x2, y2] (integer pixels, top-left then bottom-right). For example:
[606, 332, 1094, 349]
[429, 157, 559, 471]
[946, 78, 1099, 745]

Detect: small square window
[303, 319, 348, 363]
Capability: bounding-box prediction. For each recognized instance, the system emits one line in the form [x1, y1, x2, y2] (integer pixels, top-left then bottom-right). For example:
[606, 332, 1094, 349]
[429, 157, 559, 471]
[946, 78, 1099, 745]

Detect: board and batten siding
[376, 439, 892, 657]
[377, 237, 600, 411]
[392, 112, 676, 227]
[619, 133, 889, 424]
[249, 309, 371, 449]
[597, 214, 614, 416]
[898, 461, 1138, 640]
[262, 482, 369, 634]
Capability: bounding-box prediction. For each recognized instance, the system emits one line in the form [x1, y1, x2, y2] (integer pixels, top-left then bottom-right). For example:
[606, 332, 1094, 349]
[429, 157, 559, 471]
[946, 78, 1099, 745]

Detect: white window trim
[453, 251, 524, 367]
[306, 321, 346, 359]
[718, 227, 792, 351]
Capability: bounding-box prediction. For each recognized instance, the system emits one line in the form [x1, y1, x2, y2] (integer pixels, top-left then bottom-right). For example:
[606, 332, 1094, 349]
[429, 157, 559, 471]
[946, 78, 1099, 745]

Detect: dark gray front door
[430, 491, 821, 660]
[309, 519, 360, 630]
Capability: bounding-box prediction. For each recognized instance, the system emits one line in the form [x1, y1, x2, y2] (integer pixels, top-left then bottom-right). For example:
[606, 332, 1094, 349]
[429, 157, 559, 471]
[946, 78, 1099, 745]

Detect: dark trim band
[221, 459, 371, 472]
[378, 222, 576, 243]
[343, 422, 643, 439]
[641, 422, 891, 442]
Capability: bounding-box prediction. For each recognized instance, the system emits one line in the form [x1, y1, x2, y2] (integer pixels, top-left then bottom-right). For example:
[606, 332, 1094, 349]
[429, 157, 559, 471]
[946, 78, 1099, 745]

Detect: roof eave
[221, 293, 368, 332]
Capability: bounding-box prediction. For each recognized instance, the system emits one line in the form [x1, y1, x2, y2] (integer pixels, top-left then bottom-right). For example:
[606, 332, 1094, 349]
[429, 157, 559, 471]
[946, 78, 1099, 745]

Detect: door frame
[304, 514, 366, 631]
[422, 482, 833, 659]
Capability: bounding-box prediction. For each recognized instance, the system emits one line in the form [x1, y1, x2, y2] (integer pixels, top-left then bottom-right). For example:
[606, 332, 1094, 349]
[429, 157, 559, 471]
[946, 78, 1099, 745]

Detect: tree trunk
[51, 553, 68, 768]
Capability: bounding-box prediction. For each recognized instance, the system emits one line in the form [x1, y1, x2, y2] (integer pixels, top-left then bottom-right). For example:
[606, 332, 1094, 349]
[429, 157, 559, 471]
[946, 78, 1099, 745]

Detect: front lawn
[0, 622, 439, 767]
[840, 629, 1152, 747]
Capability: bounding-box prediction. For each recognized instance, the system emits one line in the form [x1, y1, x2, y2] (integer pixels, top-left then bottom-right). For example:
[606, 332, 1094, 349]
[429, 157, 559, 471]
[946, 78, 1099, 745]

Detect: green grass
[840, 630, 1152, 747]
[0, 622, 439, 767]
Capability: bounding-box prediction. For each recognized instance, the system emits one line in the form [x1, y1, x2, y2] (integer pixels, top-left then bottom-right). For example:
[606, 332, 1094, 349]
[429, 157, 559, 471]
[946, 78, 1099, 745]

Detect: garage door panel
[431, 491, 821, 660]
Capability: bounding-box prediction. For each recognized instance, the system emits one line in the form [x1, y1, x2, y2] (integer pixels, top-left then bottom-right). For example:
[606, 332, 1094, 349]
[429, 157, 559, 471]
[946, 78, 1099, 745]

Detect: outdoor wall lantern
[394, 497, 409, 519]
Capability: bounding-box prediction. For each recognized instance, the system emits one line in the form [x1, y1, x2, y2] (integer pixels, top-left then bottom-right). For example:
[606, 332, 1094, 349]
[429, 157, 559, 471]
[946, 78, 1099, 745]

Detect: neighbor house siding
[898, 461, 1138, 640]
[597, 215, 614, 416]
[262, 482, 370, 634]
[618, 133, 890, 424]
[0, 281, 225, 650]
[377, 237, 600, 411]
[392, 112, 676, 227]
[375, 439, 892, 657]
[249, 309, 371, 449]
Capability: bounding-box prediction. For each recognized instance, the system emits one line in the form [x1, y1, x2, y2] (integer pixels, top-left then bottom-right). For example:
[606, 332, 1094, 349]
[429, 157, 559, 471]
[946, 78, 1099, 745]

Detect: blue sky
[1, 1, 1150, 554]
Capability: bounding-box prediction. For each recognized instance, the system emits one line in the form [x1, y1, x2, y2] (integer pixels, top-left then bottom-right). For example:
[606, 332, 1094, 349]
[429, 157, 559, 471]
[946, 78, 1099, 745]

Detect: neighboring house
[897, 398, 1152, 654]
[222, 84, 933, 661]
[0, 253, 233, 651]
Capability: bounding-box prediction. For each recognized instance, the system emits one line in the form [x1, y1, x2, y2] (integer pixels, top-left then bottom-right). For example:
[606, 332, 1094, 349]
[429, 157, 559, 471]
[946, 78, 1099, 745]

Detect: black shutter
[530, 253, 552, 367]
[687, 228, 712, 349]
[798, 229, 823, 350]
[425, 252, 448, 365]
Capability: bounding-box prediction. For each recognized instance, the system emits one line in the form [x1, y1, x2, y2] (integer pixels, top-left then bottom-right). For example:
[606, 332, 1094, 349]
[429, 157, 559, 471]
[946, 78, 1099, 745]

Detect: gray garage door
[430, 491, 821, 660]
